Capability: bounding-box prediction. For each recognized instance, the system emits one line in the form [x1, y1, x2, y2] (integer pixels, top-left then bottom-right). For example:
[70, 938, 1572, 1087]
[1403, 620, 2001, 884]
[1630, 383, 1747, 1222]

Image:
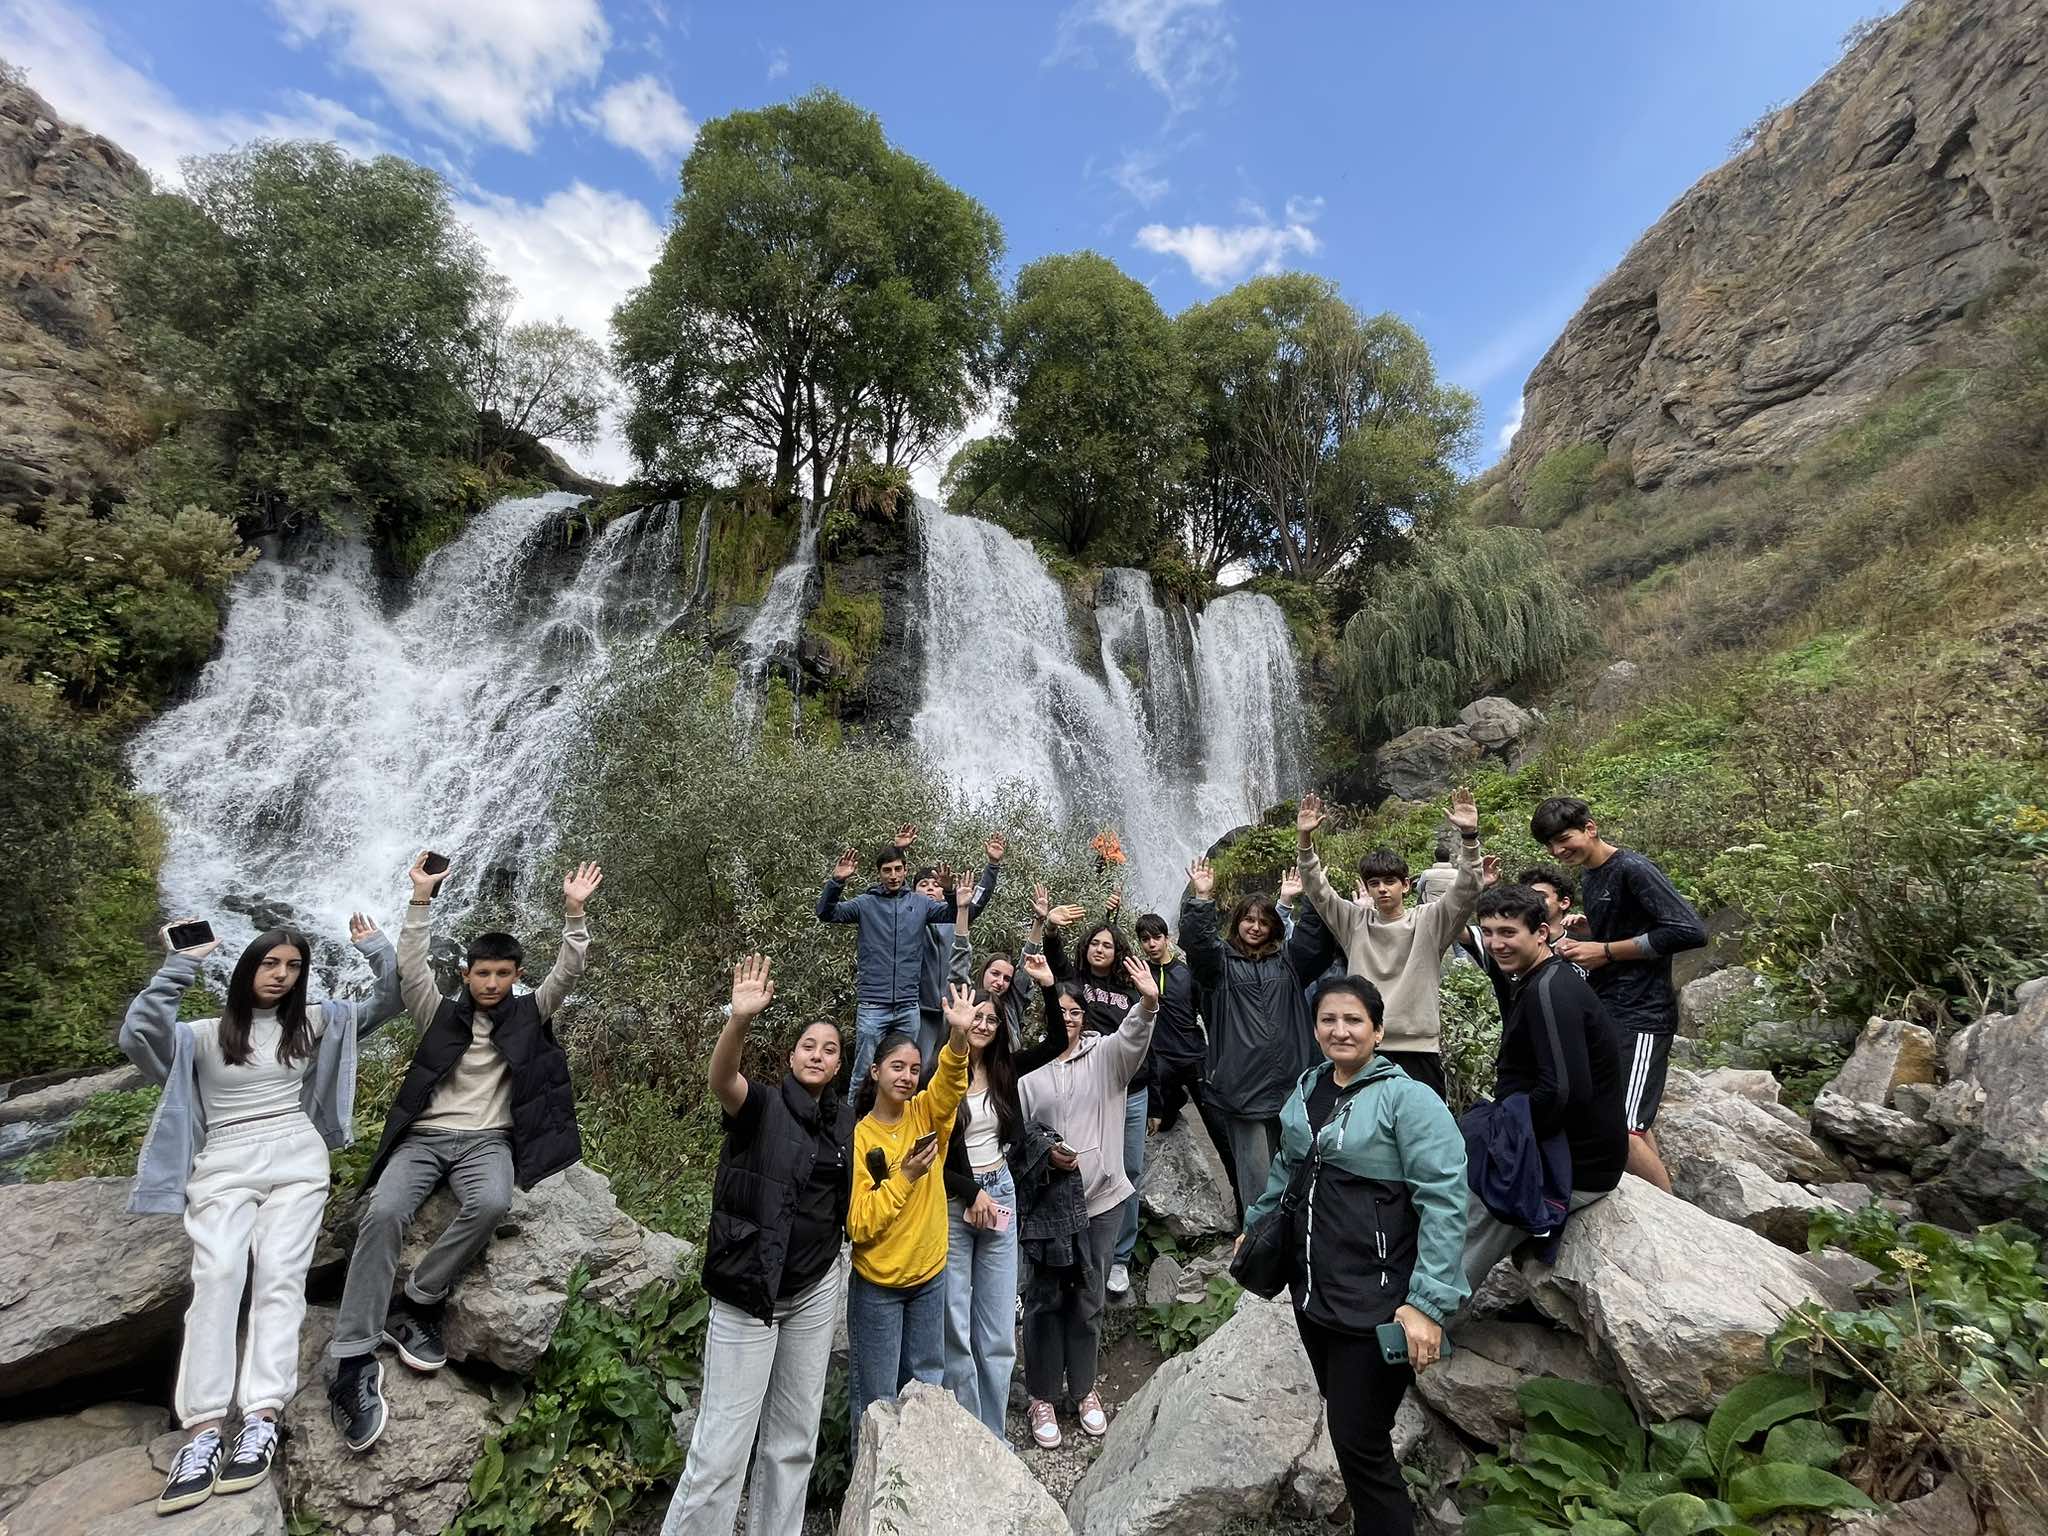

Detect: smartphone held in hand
[911, 1130, 940, 1158]
[167, 920, 215, 951]
[989, 1203, 1013, 1232]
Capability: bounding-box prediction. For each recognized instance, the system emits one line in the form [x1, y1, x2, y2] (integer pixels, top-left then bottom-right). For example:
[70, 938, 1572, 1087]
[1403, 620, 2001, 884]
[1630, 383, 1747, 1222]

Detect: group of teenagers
[115, 790, 1706, 1536]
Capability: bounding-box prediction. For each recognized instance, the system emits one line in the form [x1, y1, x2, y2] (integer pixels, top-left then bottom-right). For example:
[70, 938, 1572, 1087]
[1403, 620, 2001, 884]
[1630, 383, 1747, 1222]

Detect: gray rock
[1659, 1069, 1844, 1186]
[1829, 1475, 1977, 1536]
[81, 1477, 285, 1536]
[1166, 1251, 1233, 1307]
[1144, 1255, 1185, 1309]
[1694, 1067, 1780, 1105]
[1685, 1159, 1850, 1250]
[1915, 992, 2048, 1232]
[1413, 1320, 1611, 1445]
[1525, 1177, 1847, 1420]
[1946, 1022, 1981, 1082]
[1677, 968, 1766, 1039]
[1824, 1019, 1938, 1107]
[1810, 1090, 1943, 1163]
[1454, 697, 1540, 767]
[1587, 661, 1642, 715]
[1924, 1079, 1985, 1136]
[1372, 726, 1482, 804]
[1807, 1248, 1883, 1297]
[283, 1307, 508, 1536]
[0, 1178, 190, 1398]
[398, 1160, 690, 1373]
[1139, 1116, 1236, 1241]
[4, 1439, 168, 1536]
[0, 1067, 147, 1128]
[1465, 1258, 1534, 1320]
[841, 1382, 1070, 1535]
[2016, 978, 2048, 1010]
[0, 1402, 165, 1516]
[1892, 1083, 1938, 1121]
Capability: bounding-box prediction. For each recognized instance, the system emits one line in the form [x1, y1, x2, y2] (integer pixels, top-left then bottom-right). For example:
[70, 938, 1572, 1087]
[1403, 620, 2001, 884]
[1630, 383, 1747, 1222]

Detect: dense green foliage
[119, 141, 493, 541]
[1333, 524, 1590, 739]
[1463, 1374, 1874, 1534]
[15, 1086, 161, 1179]
[1137, 1270, 1243, 1356]
[613, 90, 1003, 500]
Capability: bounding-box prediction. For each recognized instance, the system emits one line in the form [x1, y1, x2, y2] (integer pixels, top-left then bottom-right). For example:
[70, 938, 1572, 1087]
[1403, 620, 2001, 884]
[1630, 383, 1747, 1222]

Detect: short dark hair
[1476, 885, 1549, 933]
[1434, 837, 1455, 862]
[1133, 912, 1169, 941]
[466, 931, 524, 967]
[1530, 796, 1595, 844]
[874, 844, 907, 869]
[1358, 848, 1410, 882]
[1311, 974, 1384, 1027]
[1518, 863, 1578, 906]
[913, 866, 941, 886]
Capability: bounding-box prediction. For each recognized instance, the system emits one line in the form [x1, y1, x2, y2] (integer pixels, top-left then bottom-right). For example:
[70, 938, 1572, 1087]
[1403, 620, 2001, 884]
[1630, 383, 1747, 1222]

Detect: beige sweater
[1298, 838, 1480, 1055]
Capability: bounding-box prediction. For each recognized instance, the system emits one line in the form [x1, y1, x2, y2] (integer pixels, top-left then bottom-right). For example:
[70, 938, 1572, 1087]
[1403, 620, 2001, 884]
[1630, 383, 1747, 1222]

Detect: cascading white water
[130, 492, 685, 979]
[913, 507, 1308, 916]
[735, 502, 821, 726]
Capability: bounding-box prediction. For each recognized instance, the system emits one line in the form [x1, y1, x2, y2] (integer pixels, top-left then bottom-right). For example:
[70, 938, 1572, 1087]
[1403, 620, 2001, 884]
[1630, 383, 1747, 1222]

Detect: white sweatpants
[175, 1114, 331, 1426]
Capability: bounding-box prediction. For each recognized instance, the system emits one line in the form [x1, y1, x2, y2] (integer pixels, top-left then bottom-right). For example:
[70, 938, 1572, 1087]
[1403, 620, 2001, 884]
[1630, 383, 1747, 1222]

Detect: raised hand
[1447, 787, 1479, 836]
[1047, 903, 1084, 929]
[1105, 888, 1123, 917]
[954, 871, 977, 912]
[894, 823, 918, 850]
[944, 980, 977, 1037]
[161, 920, 219, 960]
[1032, 882, 1051, 921]
[1279, 864, 1303, 903]
[1296, 791, 1326, 838]
[563, 860, 604, 915]
[831, 847, 858, 882]
[348, 913, 381, 944]
[986, 832, 1007, 864]
[730, 954, 775, 1023]
[936, 861, 956, 889]
[1122, 953, 1159, 1006]
[408, 850, 444, 900]
[1186, 858, 1215, 899]
[1480, 853, 1502, 889]
[1022, 952, 1056, 989]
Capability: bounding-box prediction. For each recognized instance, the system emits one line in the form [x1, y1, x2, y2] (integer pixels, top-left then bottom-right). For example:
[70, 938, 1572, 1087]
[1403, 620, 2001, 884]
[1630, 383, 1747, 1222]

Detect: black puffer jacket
[1183, 896, 1322, 1118]
[700, 1074, 855, 1323]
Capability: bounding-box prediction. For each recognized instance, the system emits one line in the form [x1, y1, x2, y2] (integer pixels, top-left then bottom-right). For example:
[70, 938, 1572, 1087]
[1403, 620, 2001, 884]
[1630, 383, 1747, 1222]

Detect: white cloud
[271, 0, 608, 151]
[588, 74, 695, 168]
[765, 45, 790, 81]
[1495, 394, 1525, 453]
[0, 0, 396, 180]
[1134, 197, 1321, 287]
[1110, 147, 1169, 207]
[1057, 0, 1234, 112]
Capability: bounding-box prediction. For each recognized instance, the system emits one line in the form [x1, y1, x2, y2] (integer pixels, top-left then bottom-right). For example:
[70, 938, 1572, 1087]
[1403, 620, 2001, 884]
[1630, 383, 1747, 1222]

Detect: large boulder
[284, 1308, 507, 1536]
[1455, 697, 1540, 768]
[1810, 1090, 1943, 1164]
[1657, 1069, 1852, 1246]
[0, 1066, 147, 1127]
[0, 1177, 190, 1398]
[1677, 967, 1766, 1038]
[1413, 1319, 1612, 1445]
[1915, 994, 2048, 1232]
[1372, 726, 1481, 804]
[0, 1402, 165, 1516]
[1139, 1117, 1236, 1240]
[1067, 1296, 1338, 1534]
[1823, 1019, 1938, 1106]
[9, 1425, 285, 1536]
[839, 1382, 1071, 1536]
[397, 1161, 690, 1373]
[1587, 661, 1642, 715]
[1524, 1177, 1849, 1420]
[83, 1478, 285, 1536]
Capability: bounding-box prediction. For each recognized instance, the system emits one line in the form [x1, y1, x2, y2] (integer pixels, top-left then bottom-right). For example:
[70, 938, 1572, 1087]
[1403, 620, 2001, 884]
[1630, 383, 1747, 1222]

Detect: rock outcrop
[0, 71, 147, 516]
[1824, 1018, 1939, 1106]
[1138, 1116, 1236, 1241]
[840, 1382, 1072, 1536]
[1413, 1318, 1615, 1445]
[1914, 987, 2048, 1231]
[0, 1403, 165, 1516]
[1505, 0, 2048, 498]
[1373, 695, 1540, 802]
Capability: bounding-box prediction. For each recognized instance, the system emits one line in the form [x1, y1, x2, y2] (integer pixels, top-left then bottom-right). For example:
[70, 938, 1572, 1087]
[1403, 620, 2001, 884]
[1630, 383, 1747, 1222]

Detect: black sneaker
[383, 1306, 447, 1372]
[213, 1415, 278, 1494]
[156, 1428, 223, 1515]
[328, 1358, 387, 1453]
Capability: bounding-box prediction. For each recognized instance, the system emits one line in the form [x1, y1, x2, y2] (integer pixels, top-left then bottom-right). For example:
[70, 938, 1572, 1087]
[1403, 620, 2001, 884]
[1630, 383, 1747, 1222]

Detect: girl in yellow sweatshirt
[845, 982, 970, 1440]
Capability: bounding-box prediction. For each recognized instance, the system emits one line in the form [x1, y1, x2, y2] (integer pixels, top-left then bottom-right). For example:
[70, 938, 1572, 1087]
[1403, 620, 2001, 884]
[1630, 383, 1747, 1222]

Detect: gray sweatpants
[329, 1128, 513, 1359]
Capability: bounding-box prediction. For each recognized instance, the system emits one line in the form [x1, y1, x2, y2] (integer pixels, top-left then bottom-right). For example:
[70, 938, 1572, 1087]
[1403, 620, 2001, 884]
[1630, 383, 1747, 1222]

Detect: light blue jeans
[944, 1165, 1019, 1442]
[850, 1000, 921, 1093]
[1114, 1086, 1149, 1266]
[846, 1269, 946, 1444]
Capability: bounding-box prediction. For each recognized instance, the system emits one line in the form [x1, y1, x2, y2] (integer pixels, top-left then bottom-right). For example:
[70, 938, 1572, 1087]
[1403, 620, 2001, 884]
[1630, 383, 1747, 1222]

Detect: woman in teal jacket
[1239, 974, 1468, 1536]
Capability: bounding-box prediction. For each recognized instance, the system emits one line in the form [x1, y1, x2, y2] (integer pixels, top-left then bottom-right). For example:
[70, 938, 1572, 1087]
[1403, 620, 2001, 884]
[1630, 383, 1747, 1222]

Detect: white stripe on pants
[660, 1259, 844, 1536]
[176, 1113, 331, 1426]
[1624, 1032, 1654, 1131]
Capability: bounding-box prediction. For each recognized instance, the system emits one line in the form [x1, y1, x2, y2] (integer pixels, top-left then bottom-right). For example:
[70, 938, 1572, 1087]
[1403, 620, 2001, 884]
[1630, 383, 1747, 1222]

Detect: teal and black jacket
[1245, 1053, 1470, 1328]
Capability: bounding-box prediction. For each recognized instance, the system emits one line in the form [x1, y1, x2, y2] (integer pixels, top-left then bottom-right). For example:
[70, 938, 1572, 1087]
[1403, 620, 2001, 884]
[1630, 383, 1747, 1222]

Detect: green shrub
[18, 1087, 161, 1181]
[1137, 1270, 1242, 1356]
[1522, 442, 1608, 528]
[1439, 964, 1501, 1115]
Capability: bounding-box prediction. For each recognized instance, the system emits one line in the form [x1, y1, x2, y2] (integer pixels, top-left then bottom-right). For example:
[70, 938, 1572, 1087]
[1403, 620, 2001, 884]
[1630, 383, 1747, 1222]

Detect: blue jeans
[846, 1269, 946, 1444]
[850, 1001, 921, 1093]
[944, 1166, 1019, 1442]
[1115, 1086, 1149, 1265]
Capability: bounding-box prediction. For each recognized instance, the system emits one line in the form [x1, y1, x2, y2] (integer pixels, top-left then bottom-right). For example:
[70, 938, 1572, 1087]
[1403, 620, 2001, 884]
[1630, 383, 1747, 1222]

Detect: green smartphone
[1375, 1321, 1455, 1364]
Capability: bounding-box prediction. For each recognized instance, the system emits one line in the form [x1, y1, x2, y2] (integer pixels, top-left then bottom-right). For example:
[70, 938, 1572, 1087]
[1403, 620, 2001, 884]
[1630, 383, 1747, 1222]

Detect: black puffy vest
[364, 990, 581, 1192]
[701, 1074, 853, 1324]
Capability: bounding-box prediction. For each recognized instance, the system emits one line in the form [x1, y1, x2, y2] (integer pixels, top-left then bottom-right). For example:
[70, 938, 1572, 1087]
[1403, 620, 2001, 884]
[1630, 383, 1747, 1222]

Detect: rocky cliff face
[0, 68, 149, 515]
[1506, 0, 2048, 499]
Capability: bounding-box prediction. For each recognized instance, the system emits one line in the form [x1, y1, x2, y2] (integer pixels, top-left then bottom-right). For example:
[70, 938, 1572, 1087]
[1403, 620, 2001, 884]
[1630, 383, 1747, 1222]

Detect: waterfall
[129, 492, 685, 978]
[684, 502, 711, 614]
[736, 501, 821, 723]
[912, 507, 1307, 916]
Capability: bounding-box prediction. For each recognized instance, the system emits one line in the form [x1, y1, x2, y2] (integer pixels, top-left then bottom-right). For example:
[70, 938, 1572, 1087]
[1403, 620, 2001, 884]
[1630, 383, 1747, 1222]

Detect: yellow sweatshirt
[848, 1040, 968, 1287]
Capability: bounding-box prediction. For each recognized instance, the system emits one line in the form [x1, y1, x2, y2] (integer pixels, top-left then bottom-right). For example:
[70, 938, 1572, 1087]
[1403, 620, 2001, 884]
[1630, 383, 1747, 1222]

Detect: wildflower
[1889, 1248, 1931, 1274]
[1945, 1325, 1997, 1351]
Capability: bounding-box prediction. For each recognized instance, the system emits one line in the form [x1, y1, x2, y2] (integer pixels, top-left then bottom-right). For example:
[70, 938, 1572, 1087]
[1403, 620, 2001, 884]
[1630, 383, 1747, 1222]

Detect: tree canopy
[612, 89, 1003, 503]
[464, 278, 612, 461]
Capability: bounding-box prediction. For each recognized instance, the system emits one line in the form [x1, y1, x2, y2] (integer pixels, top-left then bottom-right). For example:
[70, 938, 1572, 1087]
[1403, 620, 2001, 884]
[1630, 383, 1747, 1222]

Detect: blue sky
[1, 0, 1891, 484]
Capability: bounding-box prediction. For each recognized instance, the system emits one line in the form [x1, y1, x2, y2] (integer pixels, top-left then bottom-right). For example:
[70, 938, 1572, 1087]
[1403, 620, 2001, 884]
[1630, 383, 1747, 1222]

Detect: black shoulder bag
[1228, 1133, 1322, 1300]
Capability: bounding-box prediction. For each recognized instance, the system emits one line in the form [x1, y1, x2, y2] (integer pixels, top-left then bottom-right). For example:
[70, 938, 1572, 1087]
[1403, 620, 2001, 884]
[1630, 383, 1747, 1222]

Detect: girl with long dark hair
[938, 988, 1023, 1441]
[121, 915, 400, 1517]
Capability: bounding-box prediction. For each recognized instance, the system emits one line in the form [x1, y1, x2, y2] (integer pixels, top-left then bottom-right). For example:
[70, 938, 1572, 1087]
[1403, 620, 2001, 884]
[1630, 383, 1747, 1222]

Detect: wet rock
[841, 1382, 1070, 1535]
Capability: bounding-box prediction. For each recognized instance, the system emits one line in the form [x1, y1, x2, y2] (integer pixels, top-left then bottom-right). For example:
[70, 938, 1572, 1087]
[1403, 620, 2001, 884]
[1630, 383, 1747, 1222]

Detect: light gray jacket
[119, 934, 403, 1214]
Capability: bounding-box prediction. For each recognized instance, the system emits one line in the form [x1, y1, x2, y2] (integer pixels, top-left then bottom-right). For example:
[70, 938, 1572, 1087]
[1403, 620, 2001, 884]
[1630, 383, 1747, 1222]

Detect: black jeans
[1380, 1049, 1446, 1102]
[1295, 1311, 1416, 1536]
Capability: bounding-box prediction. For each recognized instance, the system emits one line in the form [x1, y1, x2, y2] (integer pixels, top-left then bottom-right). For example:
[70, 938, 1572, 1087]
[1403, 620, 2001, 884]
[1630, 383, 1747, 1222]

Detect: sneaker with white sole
[1028, 1398, 1062, 1449]
[1106, 1262, 1130, 1297]
[156, 1428, 223, 1515]
[383, 1306, 447, 1372]
[327, 1357, 387, 1453]
[1077, 1391, 1109, 1438]
[213, 1415, 278, 1494]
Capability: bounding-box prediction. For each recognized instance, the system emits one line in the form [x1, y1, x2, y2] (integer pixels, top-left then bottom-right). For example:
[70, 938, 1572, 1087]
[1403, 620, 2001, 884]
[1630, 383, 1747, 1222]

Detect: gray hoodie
[119, 933, 403, 1214]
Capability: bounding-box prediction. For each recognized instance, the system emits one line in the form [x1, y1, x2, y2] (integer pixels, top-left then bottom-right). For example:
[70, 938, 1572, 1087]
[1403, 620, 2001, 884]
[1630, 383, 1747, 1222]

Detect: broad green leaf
[1464, 1508, 1569, 1536]
[1601, 1470, 1681, 1517]
[1522, 1433, 1619, 1489]
[1726, 1464, 1878, 1520]
[1761, 1418, 1846, 1469]
[1519, 1377, 1646, 1466]
[1637, 1493, 1726, 1536]
[1648, 1418, 1713, 1479]
[1567, 1521, 1633, 1536]
[1703, 1375, 1820, 1474]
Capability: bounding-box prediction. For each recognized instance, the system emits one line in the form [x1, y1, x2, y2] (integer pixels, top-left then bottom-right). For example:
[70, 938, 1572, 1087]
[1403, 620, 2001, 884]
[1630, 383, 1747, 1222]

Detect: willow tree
[1335, 525, 1589, 739]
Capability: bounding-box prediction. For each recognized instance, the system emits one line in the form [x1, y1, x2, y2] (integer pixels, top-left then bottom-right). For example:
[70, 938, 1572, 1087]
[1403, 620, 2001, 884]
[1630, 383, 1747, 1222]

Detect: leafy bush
[1439, 963, 1502, 1115]
[17, 1087, 161, 1181]
[1522, 442, 1609, 528]
[1137, 1270, 1242, 1356]
[1462, 1374, 1874, 1534]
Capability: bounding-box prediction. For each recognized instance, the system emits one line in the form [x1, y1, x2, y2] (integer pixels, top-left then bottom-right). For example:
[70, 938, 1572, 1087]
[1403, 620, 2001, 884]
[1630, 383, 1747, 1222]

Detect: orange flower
[1090, 830, 1128, 866]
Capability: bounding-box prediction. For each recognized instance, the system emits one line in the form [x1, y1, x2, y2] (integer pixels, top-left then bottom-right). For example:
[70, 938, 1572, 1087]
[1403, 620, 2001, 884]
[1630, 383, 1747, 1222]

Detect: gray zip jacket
[119, 933, 403, 1214]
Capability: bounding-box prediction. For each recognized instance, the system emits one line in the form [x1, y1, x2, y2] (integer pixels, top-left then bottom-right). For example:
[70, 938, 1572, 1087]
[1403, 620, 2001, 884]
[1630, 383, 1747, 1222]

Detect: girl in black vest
[662, 955, 849, 1536]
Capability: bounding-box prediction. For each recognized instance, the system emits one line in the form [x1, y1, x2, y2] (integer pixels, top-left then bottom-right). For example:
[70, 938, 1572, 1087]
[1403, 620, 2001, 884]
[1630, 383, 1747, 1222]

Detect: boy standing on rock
[326, 851, 601, 1452]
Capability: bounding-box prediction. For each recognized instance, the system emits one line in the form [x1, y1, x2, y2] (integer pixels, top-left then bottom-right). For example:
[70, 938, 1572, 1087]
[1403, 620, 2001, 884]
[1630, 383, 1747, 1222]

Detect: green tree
[1333, 523, 1589, 739]
[950, 252, 1193, 558]
[612, 89, 1002, 503]
[118, 141, 491, 536]
[463, 278, 612, 460]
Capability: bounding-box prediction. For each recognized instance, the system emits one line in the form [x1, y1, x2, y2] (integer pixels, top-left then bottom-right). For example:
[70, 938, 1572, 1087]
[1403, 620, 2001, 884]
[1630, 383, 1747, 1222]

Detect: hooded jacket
[119, 933, 403, 1215]
[1246, 1054, 1470, 1330]
[1016, 997, 1157, 1218]
[818, 870, 982, 1007]
[1182, 896, 1322, 1119]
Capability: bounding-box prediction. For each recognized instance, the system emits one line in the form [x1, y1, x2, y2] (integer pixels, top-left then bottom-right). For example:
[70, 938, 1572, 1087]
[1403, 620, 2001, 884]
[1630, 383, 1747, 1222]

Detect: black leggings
[1295, 1312, 1416, 1536]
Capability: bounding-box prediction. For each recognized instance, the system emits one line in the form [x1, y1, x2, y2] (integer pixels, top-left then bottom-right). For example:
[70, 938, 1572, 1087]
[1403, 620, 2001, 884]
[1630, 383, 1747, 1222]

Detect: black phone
[421, 851, 451, 875]
[1375, 1321, 1455, 1365]
[911, 1131, 940, 1158]
[166, 920, 215, 950]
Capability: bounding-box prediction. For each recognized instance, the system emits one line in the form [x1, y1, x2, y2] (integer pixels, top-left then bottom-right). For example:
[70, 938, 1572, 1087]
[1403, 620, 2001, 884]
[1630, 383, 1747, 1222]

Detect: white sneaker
[1029, 1398, 1062, 1449]
[1107, 1262, 1130, 1297]
[1077, 1391, 1109, 1438]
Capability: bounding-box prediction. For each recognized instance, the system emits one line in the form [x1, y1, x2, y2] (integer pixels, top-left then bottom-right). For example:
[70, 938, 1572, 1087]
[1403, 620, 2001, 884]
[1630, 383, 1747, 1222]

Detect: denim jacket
[119, 933, 403, 1214]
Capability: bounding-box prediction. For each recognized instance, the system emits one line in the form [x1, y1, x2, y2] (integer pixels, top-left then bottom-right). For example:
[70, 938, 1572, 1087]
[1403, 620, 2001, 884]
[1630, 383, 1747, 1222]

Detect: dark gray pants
[1022, 1208, 1119, 1403]
[329, 1128, 513, 1359]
